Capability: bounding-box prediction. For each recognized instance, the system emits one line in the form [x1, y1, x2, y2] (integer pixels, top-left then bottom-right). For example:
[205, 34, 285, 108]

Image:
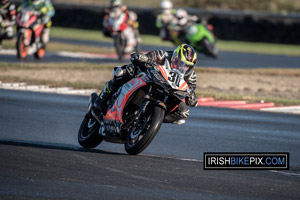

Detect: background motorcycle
[107, 12, 139, 61]
[0, 13, 13, 47]
[169, 23, 218, 59]
[16, 7, 45, 59]
[186, 23, 218, 59]
[78, 62, 189, 155]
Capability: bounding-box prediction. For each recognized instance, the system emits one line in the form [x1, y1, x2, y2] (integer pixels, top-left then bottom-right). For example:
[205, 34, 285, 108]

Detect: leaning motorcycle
[169, 23, 218, 59]
[16, 7, 45, 59]
[107, 12, 139, 61]
[186, 23, 218, 59]
[78, 61, 190, 155]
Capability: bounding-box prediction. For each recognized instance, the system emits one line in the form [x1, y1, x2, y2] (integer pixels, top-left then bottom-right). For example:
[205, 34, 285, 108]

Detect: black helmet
[0, 0, 8, 5]
[171, 44, 197, 76]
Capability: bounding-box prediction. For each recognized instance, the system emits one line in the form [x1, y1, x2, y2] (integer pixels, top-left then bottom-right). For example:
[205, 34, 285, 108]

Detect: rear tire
[202, 38, 218, 59]
[78, 114, 103, 148]
[125, 106, 165, 155]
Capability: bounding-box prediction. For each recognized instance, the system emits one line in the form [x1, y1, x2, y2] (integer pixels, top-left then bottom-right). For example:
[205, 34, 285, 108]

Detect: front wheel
[16, 32, 28, 59]
[125, 105, 165, 155]
[78, 114, 103, 148]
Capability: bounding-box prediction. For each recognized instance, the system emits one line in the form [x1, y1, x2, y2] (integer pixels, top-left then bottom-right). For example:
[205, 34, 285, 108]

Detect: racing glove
[130, 52, 148, 68]
[131, 50, 167, 70]
[185, 89, 198, 107]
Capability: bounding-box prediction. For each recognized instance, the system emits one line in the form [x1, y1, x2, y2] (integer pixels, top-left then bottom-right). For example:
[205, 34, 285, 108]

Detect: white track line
[0, 81, 95, 96]
[261, 106, 300, 114]
[270, 170, 300, 178]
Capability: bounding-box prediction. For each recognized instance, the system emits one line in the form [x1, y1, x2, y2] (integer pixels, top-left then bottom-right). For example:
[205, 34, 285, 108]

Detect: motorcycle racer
[169, 8, 198, 45]
[0, 0, 16, 48]
[18, 0, 55, 45]
[156, 0, 176, 41]
[94, 44, 198, 125]
[102, 0, 140, 53]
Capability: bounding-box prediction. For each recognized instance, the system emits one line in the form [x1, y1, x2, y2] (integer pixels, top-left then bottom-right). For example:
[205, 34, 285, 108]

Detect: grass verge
[1, 62, 300, 106]
[2, 39, 115, 54]
[196, 91, 300, 106]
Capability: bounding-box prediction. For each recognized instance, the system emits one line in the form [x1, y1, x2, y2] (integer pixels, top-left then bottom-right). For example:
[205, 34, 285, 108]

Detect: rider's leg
[5, 26, 14, 39]
[42, 27, 50, 44]
[93, 64, 136, 114]
[163, 101, 190, 125]
[123, 27, 136, 53]
[41, 21, 52, 45]
[0, 26, 14, 49]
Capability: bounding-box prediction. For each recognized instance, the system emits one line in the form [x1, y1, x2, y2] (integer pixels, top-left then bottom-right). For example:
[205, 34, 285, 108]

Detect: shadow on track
[0, 139, 127, 156]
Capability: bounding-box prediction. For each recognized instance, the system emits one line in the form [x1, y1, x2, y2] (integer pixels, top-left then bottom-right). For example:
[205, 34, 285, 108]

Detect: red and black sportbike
[16, 7, 45, 59]
[78, 61, 190, 155]
[105, 11, 139, 61]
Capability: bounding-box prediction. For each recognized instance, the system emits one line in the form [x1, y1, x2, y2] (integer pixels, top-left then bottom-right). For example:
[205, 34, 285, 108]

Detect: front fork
[133, 85, 168, 127]
[87, 93, 103, 124]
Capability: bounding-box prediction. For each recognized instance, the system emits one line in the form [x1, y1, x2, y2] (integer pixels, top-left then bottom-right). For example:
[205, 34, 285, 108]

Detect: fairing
[104, 77, 146, 124]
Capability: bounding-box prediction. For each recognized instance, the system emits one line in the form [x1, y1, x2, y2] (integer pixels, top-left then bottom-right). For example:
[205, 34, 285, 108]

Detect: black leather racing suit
[94, 50, 198, 123]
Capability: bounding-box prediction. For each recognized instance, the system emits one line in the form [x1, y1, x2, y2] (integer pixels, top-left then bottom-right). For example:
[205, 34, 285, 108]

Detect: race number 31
[168, 71, 181, 87]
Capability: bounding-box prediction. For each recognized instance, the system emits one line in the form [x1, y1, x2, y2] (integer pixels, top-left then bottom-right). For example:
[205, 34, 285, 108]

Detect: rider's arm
[127, 11, 138, 28]
[185, 71, 198, 107]
[156, 14, 163, 28]
[17, 0, 28, 12]
[8, 3, 16, 22]
[41, 0, 55, 18]
[130, 50, 168, 69]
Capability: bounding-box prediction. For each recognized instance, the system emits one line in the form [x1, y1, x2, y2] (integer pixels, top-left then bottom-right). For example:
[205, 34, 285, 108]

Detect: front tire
[78, 114, 103, 148]
[125, 106, 165, 155]
[114, 33, 126, 61]
[16, 33, 28, 59]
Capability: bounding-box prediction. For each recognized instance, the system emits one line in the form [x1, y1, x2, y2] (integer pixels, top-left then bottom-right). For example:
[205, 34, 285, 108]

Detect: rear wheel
[16, 33, 28, 59]
[201, 38, 218, 59]
[78, 114, 103, 148]
[125, 105, 165, 155]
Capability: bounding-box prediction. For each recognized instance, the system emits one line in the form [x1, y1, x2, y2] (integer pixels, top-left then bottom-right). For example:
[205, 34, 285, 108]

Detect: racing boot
[93, 81, 114, 116]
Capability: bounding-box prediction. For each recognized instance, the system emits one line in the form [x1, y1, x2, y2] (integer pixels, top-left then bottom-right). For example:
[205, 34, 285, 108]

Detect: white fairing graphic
[156, 62, 189, 91]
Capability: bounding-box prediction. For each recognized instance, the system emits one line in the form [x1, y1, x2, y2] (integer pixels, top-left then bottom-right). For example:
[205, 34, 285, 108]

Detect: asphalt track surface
[1, 89, 300, 200]
[0, 37, 300, 68]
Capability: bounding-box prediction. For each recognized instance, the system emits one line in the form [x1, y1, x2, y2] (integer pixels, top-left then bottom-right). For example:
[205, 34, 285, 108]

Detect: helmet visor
[171, 56, 191, 74]
[171, 48, 195, 74]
